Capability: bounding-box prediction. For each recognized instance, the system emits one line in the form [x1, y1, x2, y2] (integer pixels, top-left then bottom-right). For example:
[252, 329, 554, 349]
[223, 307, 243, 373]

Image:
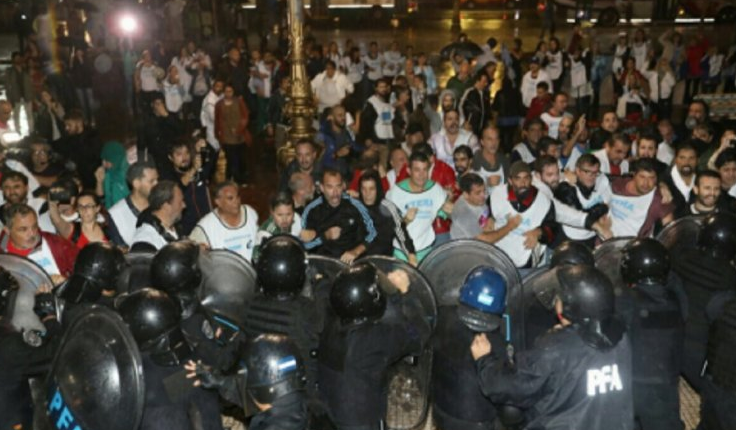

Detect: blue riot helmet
[457, 266, 507, 332]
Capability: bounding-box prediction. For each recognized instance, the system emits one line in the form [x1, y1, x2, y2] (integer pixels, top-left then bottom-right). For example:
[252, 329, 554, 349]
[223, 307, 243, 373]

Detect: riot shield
[46, 305, 144, 430]
[359, 256, 437, 430]
[303, 255, 347, 298]
[513, 268, 560, 351]
[593, 237, 634, 290]
[198, 249, 257, 328]
[115, 251, 154, 294]
[656, 215, 704, 254]
[0, 253, 52, 333]
[418, 239, 524, 349]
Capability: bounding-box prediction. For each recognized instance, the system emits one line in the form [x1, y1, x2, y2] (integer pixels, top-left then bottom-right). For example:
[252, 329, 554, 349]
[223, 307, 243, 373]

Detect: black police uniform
[431, 306, 505, 430]
[241, 292, 327, 394]
[700, 298, 736, 430]
[476, 325, 634, 430]
[139, 352, 224, 430]
[318, 290, 430, 430]
[616, 279, 685, 430]
[0, 320, 61, 429]
[672, 249, 736, 391]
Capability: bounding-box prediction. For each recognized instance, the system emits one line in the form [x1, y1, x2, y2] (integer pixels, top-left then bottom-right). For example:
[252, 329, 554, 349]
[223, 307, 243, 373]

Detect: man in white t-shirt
[594, 133, 631, 176]
[108, 161, 159, 247]
[311, 60, 354, 114]
[540, 92, 572, 139]
[387, 152, 453, 262]
[190, 181, 259, 262]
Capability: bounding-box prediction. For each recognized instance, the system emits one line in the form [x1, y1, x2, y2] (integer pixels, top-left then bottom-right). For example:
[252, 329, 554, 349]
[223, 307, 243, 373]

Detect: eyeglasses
[579, 167, 601, 176]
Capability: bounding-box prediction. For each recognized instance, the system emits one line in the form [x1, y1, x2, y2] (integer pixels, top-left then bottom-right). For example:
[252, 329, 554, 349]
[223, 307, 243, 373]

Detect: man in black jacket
[302, 169, 376, 263]
[460, 72, 491, 138]
[473, 265, 634, 430]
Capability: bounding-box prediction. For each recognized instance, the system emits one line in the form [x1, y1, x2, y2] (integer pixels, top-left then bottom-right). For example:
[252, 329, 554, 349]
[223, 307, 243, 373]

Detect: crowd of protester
[2, 6, 735, 271]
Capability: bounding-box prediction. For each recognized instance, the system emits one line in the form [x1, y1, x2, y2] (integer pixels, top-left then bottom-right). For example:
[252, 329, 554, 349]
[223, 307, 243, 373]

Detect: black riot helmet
[150, 241, 203, 294]
[0, 266, 20, 319]
[64, 242, 126, 304]
[697, 213, 736, 262]
[330, 262, 388, 325]
[550, 241, 594, 268]
[151, 241, 202, 318]
[555, 265, 624, 350]
[239, 334, 306, 406]
[117, 288, 191, 366]
[620, 238, 670, 285]
[256, 235, 307, 299]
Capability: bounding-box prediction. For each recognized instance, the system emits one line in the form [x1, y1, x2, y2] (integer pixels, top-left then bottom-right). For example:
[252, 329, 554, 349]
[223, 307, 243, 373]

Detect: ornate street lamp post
[277, 0, 317, 168]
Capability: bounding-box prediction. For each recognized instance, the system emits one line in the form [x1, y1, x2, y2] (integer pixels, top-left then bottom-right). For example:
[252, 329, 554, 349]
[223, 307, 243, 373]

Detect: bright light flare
[119, 15, 138, 34]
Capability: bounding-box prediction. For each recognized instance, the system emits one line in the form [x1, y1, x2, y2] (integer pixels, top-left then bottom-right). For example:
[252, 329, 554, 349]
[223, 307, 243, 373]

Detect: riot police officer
[700, 297, 736, 429]
[0, 266, 59, 429]
[60, 242, 126, 308]
[151, 241, 240, 371]
[431, 266, 508, 430]
[117, 288, 223, 430]
[472, 265, 634, 430]
[242, 235, 328, 395]
[186, 334, 309, 430]
[318, 262, 432, 430]
[672, 213, 736, 392]
[619, 238, 685, 430]
[550, 241, 594, 268]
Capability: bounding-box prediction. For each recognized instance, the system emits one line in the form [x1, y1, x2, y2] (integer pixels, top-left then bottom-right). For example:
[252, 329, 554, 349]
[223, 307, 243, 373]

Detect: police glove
[195, 364, 227, 389]
[33, 293, 57, 320]
[584, 203, 609, 229]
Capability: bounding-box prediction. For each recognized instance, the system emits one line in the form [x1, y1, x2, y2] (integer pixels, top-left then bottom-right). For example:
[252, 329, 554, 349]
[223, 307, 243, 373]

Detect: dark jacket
[477, 324, 634, 430]
[302, 194, 377, 258]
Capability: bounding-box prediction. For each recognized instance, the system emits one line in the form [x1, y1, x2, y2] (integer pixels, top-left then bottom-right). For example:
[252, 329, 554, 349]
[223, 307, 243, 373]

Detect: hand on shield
[387, 269, 410, 294]
[471, 333, 492, 360]
[184, 360, 226, 389]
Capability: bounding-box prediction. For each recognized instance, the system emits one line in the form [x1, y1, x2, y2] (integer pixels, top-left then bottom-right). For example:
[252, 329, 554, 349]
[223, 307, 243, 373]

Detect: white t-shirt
[386, 180, 447, 251]
[108, 197, 141, 247]
[190, 205, 259, 262]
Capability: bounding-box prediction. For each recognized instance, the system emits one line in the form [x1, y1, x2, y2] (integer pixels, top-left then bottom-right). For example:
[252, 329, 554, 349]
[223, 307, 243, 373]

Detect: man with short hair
[107, 161, 159, 247]
[511, 118, 545, 164]
[288, 171, 315, 215]
[0, 171, 45, 226]
[657, 119, 678, 165]
[302, 169, 376, 263]
[660, 142, 699, 214]
[459, 72, 491, 138]
[387, 152, 453, 262]
[311, 61, 354, 114]
[595, 133, 631, 176]
[358, 78, 395, 163]
[674, 170, 730, 218]
[450, 173, 489, 240]
[280, 139, 323, 192]
[190, 181, 259, 262]
[130, 180, 186, 251]
[634, 134, 668, 177]
[160, 136, 215, 235]
[487, 161, 556, 269]
[540, 92, 571, 139]
[715, 148, 736, 198]
[453, 145, 473, 178]
[471, 126, 510, 195]
[0, 203, 77, 281]
[52, 109, 101, 189]
[589, 110, 620, 151]
[200, 78, 225, 152]
[141, 94, 184, 169]
[609, 159, 674, 238]
[429, 108, 479, 170]
[554, 154, 613, 245]
[520, 57, 553, 108]
[395, 143, 457, 245]
[317, 105, 357, 178]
